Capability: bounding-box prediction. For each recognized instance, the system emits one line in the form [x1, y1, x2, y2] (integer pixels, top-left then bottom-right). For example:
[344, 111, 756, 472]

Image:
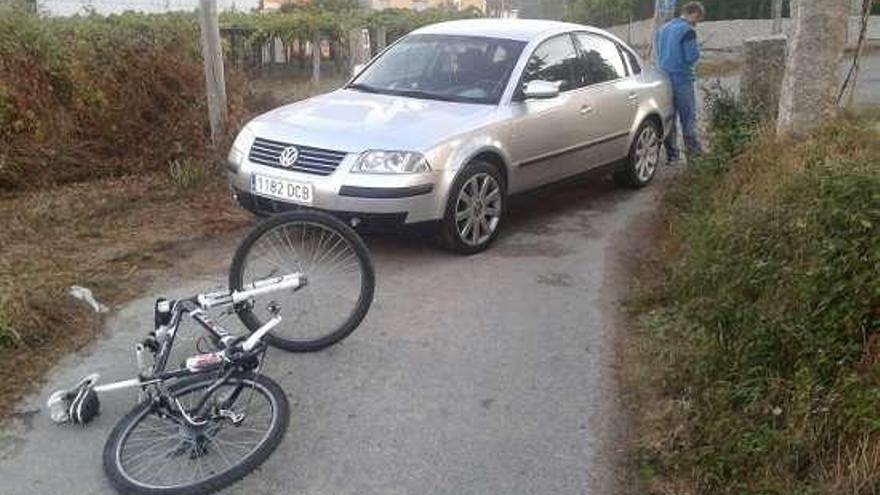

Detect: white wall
[37, 0, 260, 16]
[607, 16, 880, 51]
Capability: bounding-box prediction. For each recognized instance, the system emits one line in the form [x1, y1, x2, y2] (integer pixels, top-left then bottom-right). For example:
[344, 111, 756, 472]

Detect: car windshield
[348, 34, 526, 105]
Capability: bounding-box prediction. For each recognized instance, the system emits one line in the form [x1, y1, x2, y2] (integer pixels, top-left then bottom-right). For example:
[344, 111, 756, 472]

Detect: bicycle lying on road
[47, 211, 375, 495]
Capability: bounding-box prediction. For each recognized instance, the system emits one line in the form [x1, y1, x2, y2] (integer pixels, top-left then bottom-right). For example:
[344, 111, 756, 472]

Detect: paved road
[2, 54, 875, 494]
[0, 169, 664, 495]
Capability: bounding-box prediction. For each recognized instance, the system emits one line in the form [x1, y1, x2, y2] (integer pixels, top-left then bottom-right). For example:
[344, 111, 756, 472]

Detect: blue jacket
[656, 17, 700, 85]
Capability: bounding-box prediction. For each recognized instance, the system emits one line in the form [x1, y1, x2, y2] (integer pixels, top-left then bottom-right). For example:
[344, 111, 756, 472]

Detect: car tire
[615, 119, 661, 189]
[438, 160, 506, 255]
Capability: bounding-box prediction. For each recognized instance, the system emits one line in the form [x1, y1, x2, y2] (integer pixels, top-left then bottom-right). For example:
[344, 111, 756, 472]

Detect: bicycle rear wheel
[103, 374, 288, 495]
[229, 210, 375, 352]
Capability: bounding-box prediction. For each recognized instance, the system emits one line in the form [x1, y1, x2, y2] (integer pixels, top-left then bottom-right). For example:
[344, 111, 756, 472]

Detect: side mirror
[522, 80, 561, 99]
[352, 64, 366, 77]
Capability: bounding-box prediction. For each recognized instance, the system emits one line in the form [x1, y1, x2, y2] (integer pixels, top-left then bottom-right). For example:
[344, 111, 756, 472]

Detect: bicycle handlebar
[196, 273, 305, 310]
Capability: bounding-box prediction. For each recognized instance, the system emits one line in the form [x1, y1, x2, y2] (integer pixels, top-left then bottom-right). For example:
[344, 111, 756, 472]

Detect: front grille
[248, 137, 348, 176]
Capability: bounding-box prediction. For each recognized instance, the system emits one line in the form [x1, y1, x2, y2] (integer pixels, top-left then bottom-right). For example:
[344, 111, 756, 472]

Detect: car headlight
[228, 125, 255, 168]
[351, 150, 431, 174]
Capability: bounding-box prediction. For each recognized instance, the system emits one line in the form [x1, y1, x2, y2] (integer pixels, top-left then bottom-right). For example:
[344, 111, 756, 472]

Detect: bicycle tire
[102, 374, 289, 495]
[229, 210, 375, 352]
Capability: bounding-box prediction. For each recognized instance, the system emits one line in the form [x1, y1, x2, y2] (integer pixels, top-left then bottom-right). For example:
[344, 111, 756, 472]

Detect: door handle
[580, 105, 594, 115]
[627, 93, 639, 103]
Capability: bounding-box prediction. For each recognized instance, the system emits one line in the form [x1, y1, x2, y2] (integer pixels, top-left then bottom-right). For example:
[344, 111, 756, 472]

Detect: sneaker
[666, 155, 684, 166]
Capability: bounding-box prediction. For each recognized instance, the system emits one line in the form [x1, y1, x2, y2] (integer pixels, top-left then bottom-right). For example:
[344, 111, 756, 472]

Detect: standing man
[656, 1, 705, 163]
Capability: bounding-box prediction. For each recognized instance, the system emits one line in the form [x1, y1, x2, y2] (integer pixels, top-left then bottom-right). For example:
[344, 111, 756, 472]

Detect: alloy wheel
[634, 125, 660, 182]
[454, 173, 502, 247]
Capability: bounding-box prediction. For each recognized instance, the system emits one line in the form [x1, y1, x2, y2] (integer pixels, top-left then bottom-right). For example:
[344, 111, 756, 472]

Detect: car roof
[411, 19, 605, 43]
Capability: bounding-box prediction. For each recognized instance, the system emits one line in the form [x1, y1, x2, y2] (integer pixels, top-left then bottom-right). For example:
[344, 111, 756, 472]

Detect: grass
[629, 94, 880, 494]
[0, 168, 250, 417]
[168, 157, 211, 190]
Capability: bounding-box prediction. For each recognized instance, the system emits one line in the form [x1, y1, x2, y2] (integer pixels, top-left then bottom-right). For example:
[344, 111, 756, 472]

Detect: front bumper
[227, 154, 452, 225]
[233, 189, 411, 231]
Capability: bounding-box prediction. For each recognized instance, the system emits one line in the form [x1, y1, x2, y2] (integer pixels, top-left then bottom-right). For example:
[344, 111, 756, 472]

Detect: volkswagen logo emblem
[278, 146, 299, 168]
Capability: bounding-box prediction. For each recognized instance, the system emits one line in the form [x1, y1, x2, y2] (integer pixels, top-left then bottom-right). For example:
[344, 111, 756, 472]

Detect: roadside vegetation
[0, 5, 474, 417]
[631, 87, 880, 494]
[0, 10, 241, 191]
[0, 7, 479, 192]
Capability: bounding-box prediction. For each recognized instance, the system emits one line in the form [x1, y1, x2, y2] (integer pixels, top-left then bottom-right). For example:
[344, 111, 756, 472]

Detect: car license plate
[251, 174, 313, 205]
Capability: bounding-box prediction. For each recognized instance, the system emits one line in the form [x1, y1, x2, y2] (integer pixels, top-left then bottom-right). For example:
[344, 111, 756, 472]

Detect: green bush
[220, 7, 482, 46]
[0, 7, 477, 191]
[0, 10, 220, 190]
[636, 97, 880, 494]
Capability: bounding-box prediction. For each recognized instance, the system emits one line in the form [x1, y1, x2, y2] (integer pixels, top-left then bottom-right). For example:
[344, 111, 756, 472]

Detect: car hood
[248, 89, 499, 153]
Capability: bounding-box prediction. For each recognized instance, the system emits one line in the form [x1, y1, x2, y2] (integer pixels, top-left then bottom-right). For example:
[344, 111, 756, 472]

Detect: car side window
[621, 45, 642, 75]
[573, 33, 627, 86]
[520, 35, 579, 93]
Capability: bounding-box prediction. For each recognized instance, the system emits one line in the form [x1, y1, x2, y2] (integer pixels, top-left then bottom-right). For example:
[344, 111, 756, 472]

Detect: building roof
[411, 18, 596, 42]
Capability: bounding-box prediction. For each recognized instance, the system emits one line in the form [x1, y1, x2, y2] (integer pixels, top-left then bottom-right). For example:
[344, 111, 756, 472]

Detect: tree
[564, 0, 637, 26]
[777, 0, 849, 137]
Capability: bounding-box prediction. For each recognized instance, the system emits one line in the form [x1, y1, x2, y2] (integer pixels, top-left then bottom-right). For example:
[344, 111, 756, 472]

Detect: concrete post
[375, 26, 387, 54]
[651, 0, 677, 58]
[741, 36, 787, 118]
[772, 0, 784, 33]
[777, 0, 849, 137]
[311, 31, 321, 86]
[348, 28, 371, 70]
[198, 0, 227, 147]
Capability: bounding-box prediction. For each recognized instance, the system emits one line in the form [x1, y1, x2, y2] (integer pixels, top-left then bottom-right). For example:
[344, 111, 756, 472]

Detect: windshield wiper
[385, 89, 466, 103]
[348, 84, 487, 104]
[347, 82, 383, 94]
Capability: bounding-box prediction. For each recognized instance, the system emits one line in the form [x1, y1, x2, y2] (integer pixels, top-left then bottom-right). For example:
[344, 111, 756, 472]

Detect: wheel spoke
[479, 217, 491, 239]
[460, 218, 473, 239]
[478, 175, 490, 197]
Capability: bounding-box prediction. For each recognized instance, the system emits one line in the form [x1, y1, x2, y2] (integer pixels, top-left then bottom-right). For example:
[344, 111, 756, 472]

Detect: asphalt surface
[2, 54, 876, 495]
[0, 167, 663, 495]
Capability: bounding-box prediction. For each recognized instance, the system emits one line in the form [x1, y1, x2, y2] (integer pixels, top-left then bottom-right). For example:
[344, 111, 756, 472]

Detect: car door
[506, 34, 584, 191]
[570, 32, 640, 168]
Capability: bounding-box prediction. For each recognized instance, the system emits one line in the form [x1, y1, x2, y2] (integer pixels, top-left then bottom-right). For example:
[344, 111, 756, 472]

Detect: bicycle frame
[48, 272, 306, 424]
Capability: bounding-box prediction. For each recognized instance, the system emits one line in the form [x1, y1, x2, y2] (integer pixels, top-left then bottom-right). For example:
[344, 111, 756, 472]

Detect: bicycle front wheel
[103, 374, 288, 495]
[229, 210, 375, 352]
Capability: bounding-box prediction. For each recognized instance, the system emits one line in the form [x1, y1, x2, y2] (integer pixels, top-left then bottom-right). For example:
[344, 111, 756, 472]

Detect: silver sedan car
[228, 19, 673, 253]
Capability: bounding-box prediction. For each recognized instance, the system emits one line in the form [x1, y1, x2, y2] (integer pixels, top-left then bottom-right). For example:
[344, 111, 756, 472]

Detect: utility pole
[772, 0, 783, 33]
[199, 0, 227, 147]
[312, 31, 321, 86]
[651, 0, 677, 59]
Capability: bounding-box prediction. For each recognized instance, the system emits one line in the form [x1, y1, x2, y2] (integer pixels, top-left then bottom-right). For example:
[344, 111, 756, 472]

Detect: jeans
[665, 80, 702, 159]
